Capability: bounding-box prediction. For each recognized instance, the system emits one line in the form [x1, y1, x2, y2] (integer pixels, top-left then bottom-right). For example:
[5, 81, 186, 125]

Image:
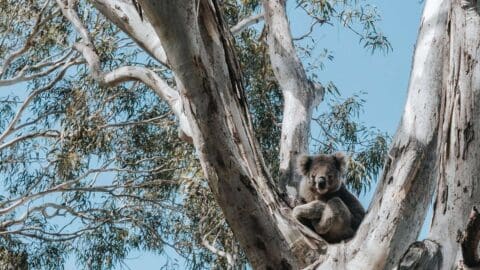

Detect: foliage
[0, 0, 390, 269]
[296, 0, 392, 54]
[312, 93, 390, 194]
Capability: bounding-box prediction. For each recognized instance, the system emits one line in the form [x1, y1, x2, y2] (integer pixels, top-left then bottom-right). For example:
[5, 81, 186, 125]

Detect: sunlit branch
[0, 164, 176, 216]
[0, 131, 59, 151]
[91, 0, 168, 65]
[231, 12, 264, 35]
[56, 0, 193, 140]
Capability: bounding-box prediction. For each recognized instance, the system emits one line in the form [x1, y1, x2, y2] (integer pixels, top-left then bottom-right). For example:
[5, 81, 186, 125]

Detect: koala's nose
[317, 177, 327, 189]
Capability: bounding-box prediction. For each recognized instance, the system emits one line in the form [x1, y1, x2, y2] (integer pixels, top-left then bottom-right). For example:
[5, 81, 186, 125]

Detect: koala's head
[297, 152, 346, 195]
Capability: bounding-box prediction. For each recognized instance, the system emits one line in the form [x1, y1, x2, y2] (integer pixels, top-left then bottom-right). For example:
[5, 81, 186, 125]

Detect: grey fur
[292, 153, 365, 243]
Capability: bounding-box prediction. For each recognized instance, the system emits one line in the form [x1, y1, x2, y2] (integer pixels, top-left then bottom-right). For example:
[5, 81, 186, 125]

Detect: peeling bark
[427, 1, 480, 269]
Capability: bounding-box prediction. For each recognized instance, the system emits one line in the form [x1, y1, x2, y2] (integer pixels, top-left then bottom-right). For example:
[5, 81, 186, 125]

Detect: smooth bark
[262, 0, 324, 197]
[91, 0, 168, 65]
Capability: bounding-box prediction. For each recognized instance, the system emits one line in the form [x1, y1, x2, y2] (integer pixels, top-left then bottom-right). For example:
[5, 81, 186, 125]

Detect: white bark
[311, 0, 452, 268]
[262, 0, 324, 197]
[427, 1, 480, 269]
[35, 0, 480, 268]
[137, 0, 327, 268]
[90, 0, 168, 65]
[230, 13, 264, 35]
[55, 0, 192, 140]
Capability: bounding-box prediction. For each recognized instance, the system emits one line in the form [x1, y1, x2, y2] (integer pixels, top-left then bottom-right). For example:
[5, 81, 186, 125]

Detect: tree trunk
[137, 0, 326, 268]
[427, 1, 480, 269]
[313, 0, 451, 268]
[130, 0, 480, 269]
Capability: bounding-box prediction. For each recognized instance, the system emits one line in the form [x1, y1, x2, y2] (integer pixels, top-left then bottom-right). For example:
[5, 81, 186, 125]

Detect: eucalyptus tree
[119, 0, 480, 269]
[0, 0, 400, 269]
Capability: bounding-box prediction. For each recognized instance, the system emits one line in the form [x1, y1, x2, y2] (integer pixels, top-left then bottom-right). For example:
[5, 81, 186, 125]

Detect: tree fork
[138, 0, 326, 268]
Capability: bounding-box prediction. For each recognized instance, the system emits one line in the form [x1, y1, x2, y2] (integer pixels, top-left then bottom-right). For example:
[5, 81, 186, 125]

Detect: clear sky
[0, 1, 425, 269]
[108, 1, 426, 269]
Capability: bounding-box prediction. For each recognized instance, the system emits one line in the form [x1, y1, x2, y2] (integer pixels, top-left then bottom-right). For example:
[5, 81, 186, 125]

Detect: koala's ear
[333, 152, 347, 172]
[297, 155, 313, 176]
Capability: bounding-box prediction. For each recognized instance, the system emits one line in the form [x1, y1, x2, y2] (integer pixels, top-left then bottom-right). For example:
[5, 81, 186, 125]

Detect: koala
[292, 152, 365, 243]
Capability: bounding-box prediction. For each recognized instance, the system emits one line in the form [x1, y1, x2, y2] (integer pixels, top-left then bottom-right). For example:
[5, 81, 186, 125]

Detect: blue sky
[111, 1, 426, 269]
[0, 1, 425, 269]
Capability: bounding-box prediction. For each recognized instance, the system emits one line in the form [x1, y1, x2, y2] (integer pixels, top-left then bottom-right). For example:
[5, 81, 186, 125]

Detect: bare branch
[293, 19, 320, 41]
[0, 162, 176, 217]
[262, 0, 324, 196]
[91, 0, 168, 65]
[55, 0, 92, 44]
[56, 0, 193, 140]
[0, 131, 59, 151]
[202, 237, 235, 268]
[0, 50, 75, 87]
[231, 13, 264, 35]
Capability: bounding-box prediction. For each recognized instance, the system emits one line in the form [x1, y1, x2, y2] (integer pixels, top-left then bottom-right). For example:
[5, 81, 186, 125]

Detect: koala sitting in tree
[292, 152, 365, 243]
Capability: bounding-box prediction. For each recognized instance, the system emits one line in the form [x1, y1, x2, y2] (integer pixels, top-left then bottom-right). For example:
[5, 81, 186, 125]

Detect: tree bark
[458, 207, 480, 268]
[263, 0, 324, 197]
[86, 0, 480, 269]
[91, 0, 168, 65]
[397, 240, 442, 270]
[137, 0, 326, 268]
[427, 1, 480, 269]
[312, 0, 452, 268]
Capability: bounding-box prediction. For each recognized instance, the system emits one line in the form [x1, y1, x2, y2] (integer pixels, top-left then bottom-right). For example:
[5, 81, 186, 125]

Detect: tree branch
[201, 236, 235, 268]
[56, 0, 192, 140]
[0, 58, 80, 143]
[0, 0, 52, 77]
[138, 0, 326, 268]
[90, 0, 168, 65]
[0, 131, 59, 151]
[230, 13, 264, 35]
[0, 50, 74, 86]
[262, 0, 324, 196]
